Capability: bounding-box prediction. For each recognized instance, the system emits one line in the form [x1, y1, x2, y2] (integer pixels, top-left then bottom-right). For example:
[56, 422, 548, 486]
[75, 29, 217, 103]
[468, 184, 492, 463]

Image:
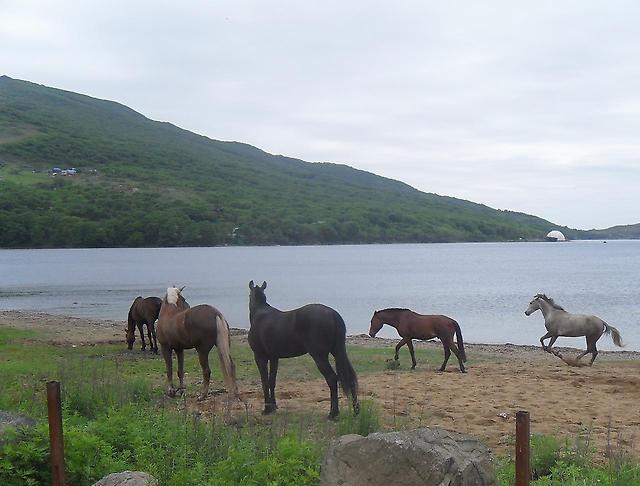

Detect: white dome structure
[546, 230, 566, 242]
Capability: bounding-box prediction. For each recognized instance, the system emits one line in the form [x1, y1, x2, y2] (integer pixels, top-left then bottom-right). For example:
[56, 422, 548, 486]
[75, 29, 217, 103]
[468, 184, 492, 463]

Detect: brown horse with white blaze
[369, 308, 467, 372]
[157, 287, 238, 400]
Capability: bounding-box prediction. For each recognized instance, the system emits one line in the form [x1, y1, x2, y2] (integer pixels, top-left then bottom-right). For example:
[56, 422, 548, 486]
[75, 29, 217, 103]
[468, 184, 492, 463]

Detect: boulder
[91, 471, 157, 486]
[320, 427, 496, 486]
[0, 410, 35, 445]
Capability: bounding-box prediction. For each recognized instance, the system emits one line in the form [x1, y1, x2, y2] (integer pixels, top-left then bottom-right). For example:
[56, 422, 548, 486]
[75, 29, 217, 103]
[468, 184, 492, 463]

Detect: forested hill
[0, 76, 619, 248]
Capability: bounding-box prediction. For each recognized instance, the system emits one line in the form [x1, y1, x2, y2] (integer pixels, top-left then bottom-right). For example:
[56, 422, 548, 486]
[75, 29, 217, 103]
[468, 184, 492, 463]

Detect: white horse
[524, 294, 623, 365]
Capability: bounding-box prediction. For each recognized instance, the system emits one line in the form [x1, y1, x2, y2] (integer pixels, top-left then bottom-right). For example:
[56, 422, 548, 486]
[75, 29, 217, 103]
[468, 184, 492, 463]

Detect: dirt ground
[2, 310, 639, 459]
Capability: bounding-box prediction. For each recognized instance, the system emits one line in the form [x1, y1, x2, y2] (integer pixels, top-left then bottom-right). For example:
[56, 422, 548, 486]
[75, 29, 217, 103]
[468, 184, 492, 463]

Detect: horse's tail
[332, 313, 359, 408]
[215, 314, 238, 397]
[603, 322, 624, 348]
[453, 320, 467, 362]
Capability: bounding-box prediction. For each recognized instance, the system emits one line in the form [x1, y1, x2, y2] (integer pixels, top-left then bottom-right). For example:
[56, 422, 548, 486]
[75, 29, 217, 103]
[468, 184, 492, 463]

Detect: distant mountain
[0, 76, 633, 248]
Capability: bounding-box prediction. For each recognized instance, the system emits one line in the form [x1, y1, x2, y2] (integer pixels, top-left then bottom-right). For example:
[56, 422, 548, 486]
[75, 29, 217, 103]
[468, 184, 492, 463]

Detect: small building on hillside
[546, 230, 566, 242]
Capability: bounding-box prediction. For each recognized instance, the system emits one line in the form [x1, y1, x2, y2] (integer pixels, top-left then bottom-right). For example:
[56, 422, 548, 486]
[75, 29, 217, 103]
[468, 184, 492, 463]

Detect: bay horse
[157, 287, 237, 400]
[525, 294, 623, 365]
[248, 280, 359, 419]
[369, 308, 467, 372]
[126, 296, 161, 353]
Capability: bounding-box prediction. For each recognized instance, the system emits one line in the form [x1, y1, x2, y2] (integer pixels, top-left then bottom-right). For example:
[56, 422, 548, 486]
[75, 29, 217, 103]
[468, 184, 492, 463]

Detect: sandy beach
[2, 309, 639, 460]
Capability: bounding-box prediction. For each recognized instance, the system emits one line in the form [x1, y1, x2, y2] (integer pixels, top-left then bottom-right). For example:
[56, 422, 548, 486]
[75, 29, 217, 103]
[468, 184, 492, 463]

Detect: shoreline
[1, 309, 638, 361]
[2, 308, 640, 459]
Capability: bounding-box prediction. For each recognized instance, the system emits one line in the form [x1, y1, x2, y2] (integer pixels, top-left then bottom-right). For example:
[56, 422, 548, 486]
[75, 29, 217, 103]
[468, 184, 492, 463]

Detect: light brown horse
[369, 308, 467, 372]
[157, 287, 237, 400]
[126, 296, 162, 353]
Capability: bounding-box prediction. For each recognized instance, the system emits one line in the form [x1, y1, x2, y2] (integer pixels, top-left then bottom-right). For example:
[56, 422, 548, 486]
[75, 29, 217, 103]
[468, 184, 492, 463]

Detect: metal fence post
[47, 381, 66, 486]
[515, 410, 530, 486]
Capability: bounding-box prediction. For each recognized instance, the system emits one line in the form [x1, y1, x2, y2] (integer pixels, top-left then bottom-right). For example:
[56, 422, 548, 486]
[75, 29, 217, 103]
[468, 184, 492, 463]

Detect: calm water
[1, 241, 639, 350]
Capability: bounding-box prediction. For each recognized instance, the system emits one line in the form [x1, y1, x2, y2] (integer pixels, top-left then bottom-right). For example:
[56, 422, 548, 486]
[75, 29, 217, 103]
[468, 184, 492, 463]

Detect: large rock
[320, 427, 496, 486]
[91, 471, 157, 486]
[0, 410, 35, 445]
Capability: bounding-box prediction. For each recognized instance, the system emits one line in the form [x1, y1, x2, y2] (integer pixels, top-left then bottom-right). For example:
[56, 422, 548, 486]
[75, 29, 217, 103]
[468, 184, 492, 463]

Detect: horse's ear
[249, 280, 255, 290]
[261, 281, 267, 290]
[179, 286, 186, 292]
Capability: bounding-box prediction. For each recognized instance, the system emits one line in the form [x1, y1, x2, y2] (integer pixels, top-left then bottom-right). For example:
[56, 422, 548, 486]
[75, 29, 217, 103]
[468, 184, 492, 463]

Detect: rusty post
[515, 410, 530, 486]
[47, 381, 66, 486]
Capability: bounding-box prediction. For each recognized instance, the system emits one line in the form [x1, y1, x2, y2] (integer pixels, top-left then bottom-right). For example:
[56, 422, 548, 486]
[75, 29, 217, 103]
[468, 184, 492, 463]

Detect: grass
[0, 162, 51, 185]
[496, 430, 640, 486]
[1, 327, 638, 485]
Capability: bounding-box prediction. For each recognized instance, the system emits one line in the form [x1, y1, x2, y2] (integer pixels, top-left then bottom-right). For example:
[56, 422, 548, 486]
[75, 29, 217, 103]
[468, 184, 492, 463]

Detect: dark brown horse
[157, 287, 237, 401]
[248, 280, 359, 419]
[126, 296, 161, 353]
[369, 308, 467, 372]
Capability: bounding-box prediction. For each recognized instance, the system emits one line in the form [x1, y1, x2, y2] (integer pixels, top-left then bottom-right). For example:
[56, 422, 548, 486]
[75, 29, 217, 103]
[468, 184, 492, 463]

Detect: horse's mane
[376, 307, 411, 314]
[535, 294, 566, 311]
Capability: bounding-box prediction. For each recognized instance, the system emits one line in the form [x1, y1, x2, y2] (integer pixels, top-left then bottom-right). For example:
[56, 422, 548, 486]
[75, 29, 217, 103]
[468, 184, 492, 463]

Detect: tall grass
[496, 429, 640, 486]
[0, 349, 328, 486]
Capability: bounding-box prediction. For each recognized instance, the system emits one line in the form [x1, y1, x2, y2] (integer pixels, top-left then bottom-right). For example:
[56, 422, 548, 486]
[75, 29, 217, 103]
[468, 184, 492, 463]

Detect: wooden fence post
[515, 410, 530, 486]
[47, 381, 66, 486]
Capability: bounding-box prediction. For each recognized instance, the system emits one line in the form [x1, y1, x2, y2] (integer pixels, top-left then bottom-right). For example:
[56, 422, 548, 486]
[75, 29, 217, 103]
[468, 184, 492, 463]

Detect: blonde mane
[166, 287, 180, 305]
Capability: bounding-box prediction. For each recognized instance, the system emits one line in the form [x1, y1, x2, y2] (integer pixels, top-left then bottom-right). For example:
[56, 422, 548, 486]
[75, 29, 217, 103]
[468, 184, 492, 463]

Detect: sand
[2, 310, 639, 459]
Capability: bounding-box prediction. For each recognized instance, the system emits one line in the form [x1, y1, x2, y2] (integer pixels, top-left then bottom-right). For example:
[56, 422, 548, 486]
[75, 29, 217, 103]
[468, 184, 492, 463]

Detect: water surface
[1, 241, 638, 350]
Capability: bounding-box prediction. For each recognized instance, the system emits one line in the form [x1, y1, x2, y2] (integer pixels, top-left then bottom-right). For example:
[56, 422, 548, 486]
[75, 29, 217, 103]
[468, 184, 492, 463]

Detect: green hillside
[0, 76, 597, 248]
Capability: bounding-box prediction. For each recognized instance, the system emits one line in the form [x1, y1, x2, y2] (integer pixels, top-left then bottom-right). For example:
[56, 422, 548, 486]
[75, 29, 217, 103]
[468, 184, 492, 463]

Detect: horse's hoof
[262, 408, 276, 415]
[460, 369, 467, 373]
[153, 349, 158, 355]
[411, 365, 416, 370]
[167, 389, 177, 398]
[197, 393, 207, 401]
[328, 412, 339, 421]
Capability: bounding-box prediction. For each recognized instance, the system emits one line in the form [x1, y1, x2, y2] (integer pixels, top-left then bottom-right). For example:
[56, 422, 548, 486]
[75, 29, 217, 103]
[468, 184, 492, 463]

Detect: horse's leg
[394, 338, 408, 361]
[310, 353, 339, 419]
[539, 331, 553, 351]
[176, 349, 186, 394]
[439, 338, 451, 372]
[145, 323, 154, 353]
[161, 345, 176, 397]
[150, 322, 158, 354]
[587, 334, 599, 366]
[254, 355, 274, 414]
[448, 341, 466, 373]
[137, 322, 146, 351]
[575, 337, 591, 361]
[197, 349, 211, 401]
[406, 339, 417, 369]
[268, 358, 279, 410]
[546, 335, 558, 351]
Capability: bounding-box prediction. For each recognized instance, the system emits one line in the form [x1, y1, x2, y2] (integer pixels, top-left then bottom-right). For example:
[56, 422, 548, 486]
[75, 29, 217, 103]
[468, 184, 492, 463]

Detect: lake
[1, 241, 639, 350]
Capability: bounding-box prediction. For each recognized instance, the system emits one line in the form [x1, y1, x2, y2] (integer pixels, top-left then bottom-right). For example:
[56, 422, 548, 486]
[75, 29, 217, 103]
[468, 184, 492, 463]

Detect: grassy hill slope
[0, 76, 622, 248]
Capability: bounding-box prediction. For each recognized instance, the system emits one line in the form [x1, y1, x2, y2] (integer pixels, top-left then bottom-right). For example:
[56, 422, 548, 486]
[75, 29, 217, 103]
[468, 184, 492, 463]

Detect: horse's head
[524, 296, 542, 316]
[165, 286, 189, 309]
[248, 280, 267, 309]
[369, 310, 384, 337]
[125, 325, 135, 349]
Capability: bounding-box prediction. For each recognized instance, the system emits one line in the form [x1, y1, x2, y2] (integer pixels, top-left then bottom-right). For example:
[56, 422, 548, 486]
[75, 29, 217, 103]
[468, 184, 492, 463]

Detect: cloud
[1, 0, 639, 229]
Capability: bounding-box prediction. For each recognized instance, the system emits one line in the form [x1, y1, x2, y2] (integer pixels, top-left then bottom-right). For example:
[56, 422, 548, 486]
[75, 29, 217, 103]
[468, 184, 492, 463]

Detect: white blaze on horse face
[166, 287, 180, 305]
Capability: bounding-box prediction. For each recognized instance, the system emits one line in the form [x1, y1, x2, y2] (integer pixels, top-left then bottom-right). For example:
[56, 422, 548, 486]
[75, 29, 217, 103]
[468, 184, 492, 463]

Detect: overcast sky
[2, 1, 639, 229]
